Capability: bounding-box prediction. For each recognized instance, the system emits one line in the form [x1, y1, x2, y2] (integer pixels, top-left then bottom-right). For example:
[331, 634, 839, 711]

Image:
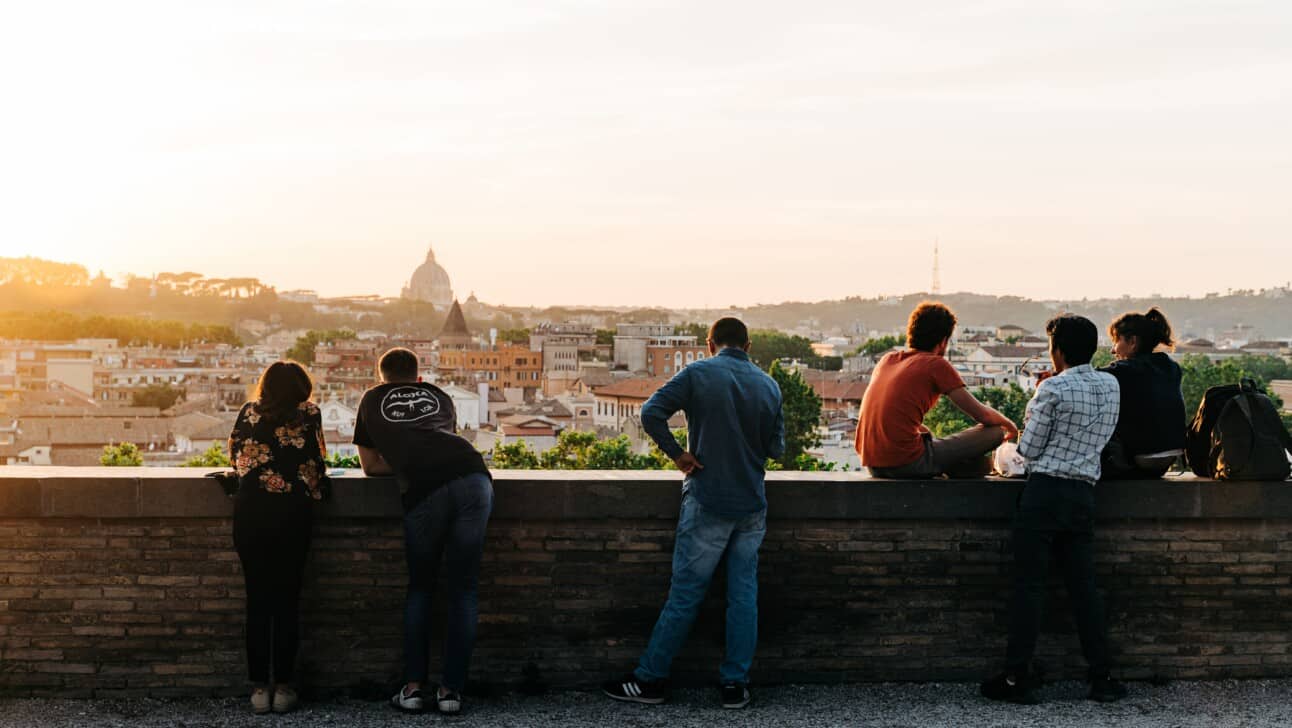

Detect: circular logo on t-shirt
[380, 386, 442, 423]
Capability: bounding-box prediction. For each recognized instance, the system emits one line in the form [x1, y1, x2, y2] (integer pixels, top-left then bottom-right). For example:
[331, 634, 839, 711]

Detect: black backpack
[1186, 379, 1292, 480]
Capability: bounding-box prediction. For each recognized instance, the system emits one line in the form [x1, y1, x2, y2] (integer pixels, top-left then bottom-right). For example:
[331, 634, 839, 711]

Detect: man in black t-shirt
[354, 348, 493, 716]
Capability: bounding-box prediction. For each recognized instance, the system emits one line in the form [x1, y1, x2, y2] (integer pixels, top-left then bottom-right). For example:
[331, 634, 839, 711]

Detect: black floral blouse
[230, 400, 327, 500]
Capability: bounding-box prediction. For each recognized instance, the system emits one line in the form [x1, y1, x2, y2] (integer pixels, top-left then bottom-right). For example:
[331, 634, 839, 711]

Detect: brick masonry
[1, 468, 1292, 697]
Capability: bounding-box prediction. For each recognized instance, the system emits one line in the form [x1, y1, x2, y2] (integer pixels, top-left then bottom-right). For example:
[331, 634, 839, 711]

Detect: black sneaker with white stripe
[721, 682, 751, 709]
[602, 673, 667, 704]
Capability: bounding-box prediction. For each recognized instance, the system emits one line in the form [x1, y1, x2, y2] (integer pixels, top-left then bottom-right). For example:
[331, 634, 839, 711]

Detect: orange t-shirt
[856, 350, 966, 468]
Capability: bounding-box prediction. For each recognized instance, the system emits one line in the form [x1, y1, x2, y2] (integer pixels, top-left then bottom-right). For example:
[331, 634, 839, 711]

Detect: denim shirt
[640, 348, 785, 516]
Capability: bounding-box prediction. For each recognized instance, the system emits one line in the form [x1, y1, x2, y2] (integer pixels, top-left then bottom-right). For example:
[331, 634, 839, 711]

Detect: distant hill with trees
[725, 290, 1292, 340]
[4, 256, 1290, 341]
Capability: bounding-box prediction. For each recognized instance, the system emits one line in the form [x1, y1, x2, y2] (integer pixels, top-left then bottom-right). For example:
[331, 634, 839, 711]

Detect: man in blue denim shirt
[603, 317, 784, 710]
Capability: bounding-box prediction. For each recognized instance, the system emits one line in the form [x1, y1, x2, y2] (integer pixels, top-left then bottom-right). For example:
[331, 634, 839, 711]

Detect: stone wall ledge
[1, 467, 1289, 520]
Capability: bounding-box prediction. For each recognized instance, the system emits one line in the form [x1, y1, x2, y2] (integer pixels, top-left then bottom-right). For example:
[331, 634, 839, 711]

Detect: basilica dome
[402, 246, 454, 309]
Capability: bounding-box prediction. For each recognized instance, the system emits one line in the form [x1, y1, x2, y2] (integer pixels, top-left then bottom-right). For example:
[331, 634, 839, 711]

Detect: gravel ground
[1, 681, 1290, 728]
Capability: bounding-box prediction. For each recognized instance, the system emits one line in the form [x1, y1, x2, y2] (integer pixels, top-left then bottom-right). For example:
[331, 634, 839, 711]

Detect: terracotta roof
[811, 380, 868, 402]
[501, 417, 561, 437]
[16, 418, 173, 447]
[576, 369, 615, 387]
[497, 400, 573, 419]
[591, 378, 669, 400]
[499, 415, 564, 429]
[170, 412, 233, 440]
[17, 388, 99, 409]
[17, 405, 161, 418]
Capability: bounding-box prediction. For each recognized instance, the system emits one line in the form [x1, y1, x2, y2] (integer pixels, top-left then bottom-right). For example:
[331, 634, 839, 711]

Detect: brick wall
[2, 468, 1292, 697]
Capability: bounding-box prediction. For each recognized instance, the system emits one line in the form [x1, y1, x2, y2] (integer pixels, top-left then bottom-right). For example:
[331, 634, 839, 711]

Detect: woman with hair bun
[1099, 308, 1186, 479]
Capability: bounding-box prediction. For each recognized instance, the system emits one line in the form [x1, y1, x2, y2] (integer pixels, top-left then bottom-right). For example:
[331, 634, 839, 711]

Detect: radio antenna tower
[931, 240, 942, 295]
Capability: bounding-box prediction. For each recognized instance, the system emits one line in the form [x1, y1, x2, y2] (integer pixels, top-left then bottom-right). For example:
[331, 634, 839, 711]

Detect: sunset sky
[2, 1, 1290, 307]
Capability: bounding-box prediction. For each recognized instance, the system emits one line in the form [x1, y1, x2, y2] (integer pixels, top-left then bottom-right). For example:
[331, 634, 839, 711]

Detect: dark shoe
[980, 672, 1039, 704]
[1089, 674, 1128, 703]
[602, 673, 667, 705]
[721, 682, 751, 709]
[390, 685, 426, 713]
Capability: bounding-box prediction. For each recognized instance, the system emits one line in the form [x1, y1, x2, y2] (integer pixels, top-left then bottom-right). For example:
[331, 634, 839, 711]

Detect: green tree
[857, 335, 902, 359]
[595, 329, 616, 346]
[538, 430, 599, 469]
[676, 322, 709, 339]
[284, 329, 357, 364]
[326, 453, 360, 468]
[769, 360, 823, 469]
[1090, 349, 1114, 368]
[496, 328, 531, 345]
[643, 429, 688, 469]
[1178, 354, 1288, 423]
[923, 384, 1031, 438]
[489, 440, 541, 469]
[132, 383, 185, 410]
[749, 330, 816, 370]
[183, 443, 230, 467]
[100, 442, 143, 466]
[813, 356, 844, 371]
[583, 436, 644, 470]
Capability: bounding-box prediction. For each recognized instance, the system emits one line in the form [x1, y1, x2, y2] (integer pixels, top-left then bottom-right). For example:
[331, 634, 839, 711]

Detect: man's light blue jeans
[634, 492, 767, 685]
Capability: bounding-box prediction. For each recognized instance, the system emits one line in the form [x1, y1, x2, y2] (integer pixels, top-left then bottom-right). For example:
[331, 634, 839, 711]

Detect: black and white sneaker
[602, 673, 667, 704]
[721, 682, 751, 709]
[437, 689, 462, 714]
[390, 685, 426, 713]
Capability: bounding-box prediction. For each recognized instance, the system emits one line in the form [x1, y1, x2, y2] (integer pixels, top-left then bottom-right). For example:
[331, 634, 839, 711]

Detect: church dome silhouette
[402, 246, 454, 309]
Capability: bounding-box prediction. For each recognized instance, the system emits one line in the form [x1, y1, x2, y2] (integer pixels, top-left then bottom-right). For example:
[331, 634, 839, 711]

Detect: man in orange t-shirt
[857, 302, 1019, 478]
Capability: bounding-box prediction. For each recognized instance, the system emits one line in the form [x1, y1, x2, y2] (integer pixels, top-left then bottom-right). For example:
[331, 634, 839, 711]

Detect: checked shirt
[1017, 364, 1121, 484]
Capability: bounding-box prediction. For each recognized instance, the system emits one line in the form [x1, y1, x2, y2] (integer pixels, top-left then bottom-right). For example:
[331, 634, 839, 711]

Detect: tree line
[0, 311, 240, 347]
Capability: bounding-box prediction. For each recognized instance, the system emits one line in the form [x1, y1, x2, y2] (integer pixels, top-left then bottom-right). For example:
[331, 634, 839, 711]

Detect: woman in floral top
[228, 360, 326, 714]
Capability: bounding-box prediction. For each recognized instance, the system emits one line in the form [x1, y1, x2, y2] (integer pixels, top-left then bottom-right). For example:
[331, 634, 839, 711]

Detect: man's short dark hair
[1046, 314, 1099, 366]
[906, 301, 957, 351]
[378, 347, 420, 382]
[708, 317, 750, 349]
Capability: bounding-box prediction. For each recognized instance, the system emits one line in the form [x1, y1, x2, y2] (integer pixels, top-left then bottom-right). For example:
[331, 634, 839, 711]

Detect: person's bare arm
[946, 387, 1020, 440]
[357, 445, 395, 476]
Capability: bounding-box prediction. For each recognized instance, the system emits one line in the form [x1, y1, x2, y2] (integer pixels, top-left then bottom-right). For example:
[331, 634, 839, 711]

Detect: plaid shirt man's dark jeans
[1006, 473, 1112, 678]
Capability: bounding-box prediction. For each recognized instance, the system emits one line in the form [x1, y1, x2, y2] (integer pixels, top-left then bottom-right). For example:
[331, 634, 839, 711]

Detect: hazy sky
[2, 1, 1290, 307]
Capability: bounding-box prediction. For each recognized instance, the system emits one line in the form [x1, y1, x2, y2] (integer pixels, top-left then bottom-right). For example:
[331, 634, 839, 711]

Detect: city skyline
[3, 1, 1290, 306]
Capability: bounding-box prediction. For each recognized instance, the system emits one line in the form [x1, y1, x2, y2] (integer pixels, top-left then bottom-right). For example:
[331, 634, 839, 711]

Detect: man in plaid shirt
[982, 315, 1128, 705]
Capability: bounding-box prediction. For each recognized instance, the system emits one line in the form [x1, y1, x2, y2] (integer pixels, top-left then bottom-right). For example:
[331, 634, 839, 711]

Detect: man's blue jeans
[402, 473, 494, 691]
[635, 493, 767, 685]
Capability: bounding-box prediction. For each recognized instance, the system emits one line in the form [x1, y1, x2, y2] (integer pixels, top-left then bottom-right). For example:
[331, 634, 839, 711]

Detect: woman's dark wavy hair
[252, 360, 314, 424]
[1109, 307, 1175, 355]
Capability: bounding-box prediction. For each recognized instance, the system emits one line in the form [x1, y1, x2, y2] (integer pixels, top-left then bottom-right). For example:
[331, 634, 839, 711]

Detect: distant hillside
[714, 290, 1292, 340]
[3, 256, 1289, 341]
